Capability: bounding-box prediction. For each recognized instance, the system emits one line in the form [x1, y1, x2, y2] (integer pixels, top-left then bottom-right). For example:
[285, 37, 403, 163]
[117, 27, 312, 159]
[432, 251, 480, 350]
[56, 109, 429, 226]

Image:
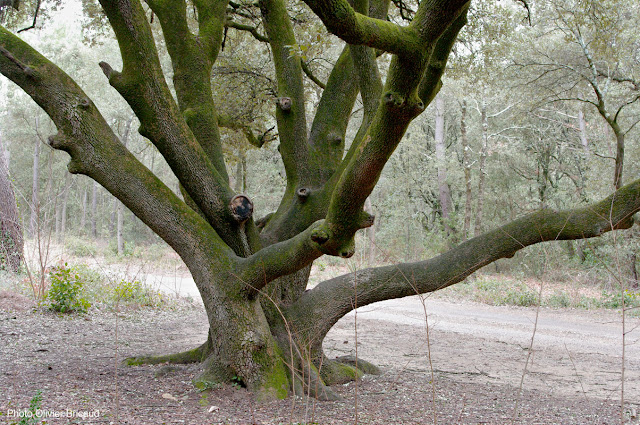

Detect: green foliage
[46, 263, 91, 313]
[112, 278, 166, 308]
[471, 277, 539, 307]
[601, 289, 640, 310]
[108, 240, 136, 257]
[15, 390, 42, 425]
[195, 380, 221, 392]
[0, 228, 18, 271]
[65, 237, 98, 257]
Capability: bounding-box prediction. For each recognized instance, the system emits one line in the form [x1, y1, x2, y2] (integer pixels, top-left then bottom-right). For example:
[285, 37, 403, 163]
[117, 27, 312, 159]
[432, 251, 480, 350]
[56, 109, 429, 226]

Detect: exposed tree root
[320, 355, 381, 385]
[123, 335, 211, 366]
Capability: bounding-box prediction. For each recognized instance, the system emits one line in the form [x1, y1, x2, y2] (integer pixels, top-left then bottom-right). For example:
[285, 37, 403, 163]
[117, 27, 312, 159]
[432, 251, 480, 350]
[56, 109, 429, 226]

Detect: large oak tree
[2, 0, 640, 401]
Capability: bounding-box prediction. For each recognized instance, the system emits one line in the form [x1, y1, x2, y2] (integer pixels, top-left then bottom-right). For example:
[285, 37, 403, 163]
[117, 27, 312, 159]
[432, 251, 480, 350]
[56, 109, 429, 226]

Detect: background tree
[0, 127, 23, 272]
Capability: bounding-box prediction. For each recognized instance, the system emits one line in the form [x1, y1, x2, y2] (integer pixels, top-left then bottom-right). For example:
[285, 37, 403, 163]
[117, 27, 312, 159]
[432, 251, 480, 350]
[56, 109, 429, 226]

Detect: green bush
[66, 237, 98, 257]
[601, 289, 640, 309]
[47, 263, 91, 313]
[546, 291, 572, 308]
[112, 278, 165, 307]
[108, 240, 136, 257]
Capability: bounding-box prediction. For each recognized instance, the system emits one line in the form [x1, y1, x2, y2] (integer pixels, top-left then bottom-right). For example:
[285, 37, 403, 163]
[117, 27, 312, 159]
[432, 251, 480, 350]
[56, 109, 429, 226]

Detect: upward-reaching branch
[312, 2, 469, 257]
[259, 0, 309, 189]
[97, 0, 245, 247]
[145, 0, 229, 180]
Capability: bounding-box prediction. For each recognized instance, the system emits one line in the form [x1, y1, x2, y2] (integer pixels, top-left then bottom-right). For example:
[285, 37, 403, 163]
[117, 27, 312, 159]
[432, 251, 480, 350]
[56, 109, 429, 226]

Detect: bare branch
[301, 60, 326, 89]
[225, 19, 269, 42]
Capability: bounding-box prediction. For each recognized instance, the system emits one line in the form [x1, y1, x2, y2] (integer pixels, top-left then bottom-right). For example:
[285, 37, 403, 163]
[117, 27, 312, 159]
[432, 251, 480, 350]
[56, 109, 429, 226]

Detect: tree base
[122, 342, 381, 401]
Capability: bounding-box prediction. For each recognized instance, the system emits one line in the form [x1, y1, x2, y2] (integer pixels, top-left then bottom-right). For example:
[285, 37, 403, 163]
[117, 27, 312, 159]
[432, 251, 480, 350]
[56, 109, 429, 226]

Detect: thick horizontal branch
[301, 0, 420, 56]
[237, 220, 325, 296]
[290, 178, 640, 343]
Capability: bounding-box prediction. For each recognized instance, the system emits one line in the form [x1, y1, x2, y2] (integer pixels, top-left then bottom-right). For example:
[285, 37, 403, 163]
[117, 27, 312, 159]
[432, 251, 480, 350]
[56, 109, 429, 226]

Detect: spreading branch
[313, 3, 469, 257]
[290, 178, 640, 344]
[0, 25, 230, 269]
[97, 0, 253, 253]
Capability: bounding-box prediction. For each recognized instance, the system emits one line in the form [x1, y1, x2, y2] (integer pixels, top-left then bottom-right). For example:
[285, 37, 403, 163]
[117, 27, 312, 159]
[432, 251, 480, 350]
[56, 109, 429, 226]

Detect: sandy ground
[1, 288, 639, 424]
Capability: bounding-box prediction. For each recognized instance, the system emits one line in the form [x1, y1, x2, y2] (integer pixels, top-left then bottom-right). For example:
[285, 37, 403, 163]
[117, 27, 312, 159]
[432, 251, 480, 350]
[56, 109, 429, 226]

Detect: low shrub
[47, 263, 91, 313]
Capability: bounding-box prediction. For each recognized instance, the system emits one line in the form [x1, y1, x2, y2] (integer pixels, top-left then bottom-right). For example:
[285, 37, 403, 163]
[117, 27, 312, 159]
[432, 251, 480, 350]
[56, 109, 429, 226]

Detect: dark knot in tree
[296, 187, 310, 202]
[229, 194, 254, 223]
[276, 97, 292, 112]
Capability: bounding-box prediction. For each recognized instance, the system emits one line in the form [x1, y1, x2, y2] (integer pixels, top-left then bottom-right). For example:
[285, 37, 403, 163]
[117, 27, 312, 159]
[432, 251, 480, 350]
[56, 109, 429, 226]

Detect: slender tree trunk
[434, 95, 452, 236]
[613, 130, 624, 190]
[578, 109, 589, 153]
[117, 201, 124, 255]
[80, 183, 87, 232]
[461, 99, 472, 241]
[109, 198, 117, 237]
[55, 196, 62, 241]
[474, 96, 488, 237]
[91, 181, 98, 238]
[60, 174, 70, 240]
[29, 137, 40, 238]
[0, 131, 23, 272]
[117, 117, 133, 255]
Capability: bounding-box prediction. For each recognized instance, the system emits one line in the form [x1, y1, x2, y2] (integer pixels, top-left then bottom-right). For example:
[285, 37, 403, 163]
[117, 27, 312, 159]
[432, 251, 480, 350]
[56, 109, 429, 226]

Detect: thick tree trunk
[461, 100, 472, 240]
[474, 96, 488, 237]
[434, 95, 452, 236]
[0, 132, 23, 272]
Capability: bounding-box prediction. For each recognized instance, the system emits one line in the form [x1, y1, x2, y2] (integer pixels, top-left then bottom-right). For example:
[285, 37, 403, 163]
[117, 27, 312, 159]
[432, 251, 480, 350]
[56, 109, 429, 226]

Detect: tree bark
[0, 130, 23, 272]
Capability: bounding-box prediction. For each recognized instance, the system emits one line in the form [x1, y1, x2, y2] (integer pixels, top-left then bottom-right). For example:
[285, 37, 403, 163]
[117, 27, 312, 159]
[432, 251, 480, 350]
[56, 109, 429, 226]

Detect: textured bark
[288, 179, 640, 355]
[0, 131, 23, 272]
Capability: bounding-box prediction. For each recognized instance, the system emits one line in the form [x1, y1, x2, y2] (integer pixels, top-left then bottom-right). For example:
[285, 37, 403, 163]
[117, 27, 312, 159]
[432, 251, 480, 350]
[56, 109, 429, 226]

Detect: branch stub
[296, 187, 310, 202]
[277, 97, 292, 112]
[229, 194, 254, 223]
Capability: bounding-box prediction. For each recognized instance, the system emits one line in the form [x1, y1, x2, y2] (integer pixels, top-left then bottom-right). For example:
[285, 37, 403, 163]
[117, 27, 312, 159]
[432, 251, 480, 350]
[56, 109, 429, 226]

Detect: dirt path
[327, 297, 640, 403]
